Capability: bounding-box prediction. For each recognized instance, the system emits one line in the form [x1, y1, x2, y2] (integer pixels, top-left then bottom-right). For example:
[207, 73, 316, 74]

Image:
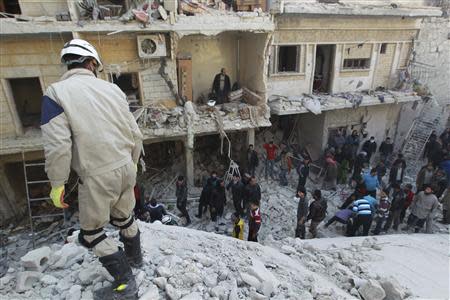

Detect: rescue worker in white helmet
[41, 39, 143, 299]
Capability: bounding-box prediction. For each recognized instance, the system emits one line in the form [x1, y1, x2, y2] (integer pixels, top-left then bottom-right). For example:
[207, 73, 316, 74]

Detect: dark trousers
[325, 216, 347, 227]
[400, 207, 408, 223]
[233, 197, 243, 217]
[279, 168, 288, 186]
[248, 230, 258, 242]
[351, 214, 372, 236]
[177, 198, 191, 223]
[407, 214, 426, 232]
[367, 190, 377, 198]
[297, 177, 307, 191]
[197, 200, 208, 218]
[373, 216, 387, 235]
[249, 165, 256, 177]
[384, 209, 401, 231]
[295, 222, 306, 239]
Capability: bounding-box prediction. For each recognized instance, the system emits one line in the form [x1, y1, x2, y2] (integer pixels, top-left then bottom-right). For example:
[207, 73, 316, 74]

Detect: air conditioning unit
[137, 35, 167, 59]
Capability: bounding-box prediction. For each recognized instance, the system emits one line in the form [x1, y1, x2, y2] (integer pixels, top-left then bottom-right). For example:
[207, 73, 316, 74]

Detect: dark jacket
[210, 186, 226, 209]
[307, 198, 327, 222]
[389, 165, 405, 184]
[362, 140, 377, 156]
[176, 181, 188, 202]
[227, 180, 244, 202]
[245, 184, 261, 205]
[296, 196, 309, 222]
[145, 203, 167, 223]
[379, 141, 394, 156]
[247, 150, 259, 168]
[390, 189, 405, 211]
[212, 73, 231, 94]
[297, 163, 310, 188]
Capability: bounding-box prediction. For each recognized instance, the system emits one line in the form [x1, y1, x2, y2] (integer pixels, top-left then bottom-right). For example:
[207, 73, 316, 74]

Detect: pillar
[247, 128, 255, 147]
[185, 128, 195, 187]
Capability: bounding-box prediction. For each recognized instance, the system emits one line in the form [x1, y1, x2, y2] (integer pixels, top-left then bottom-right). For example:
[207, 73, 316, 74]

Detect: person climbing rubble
[41, 39, 143, 299]
[295, 187, 309, 239]
[306, 190, 327, 238]
[175, 175, 191, 226]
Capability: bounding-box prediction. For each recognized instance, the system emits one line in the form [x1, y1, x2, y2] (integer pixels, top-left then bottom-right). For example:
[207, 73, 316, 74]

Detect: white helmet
[61, 39, 103, 71]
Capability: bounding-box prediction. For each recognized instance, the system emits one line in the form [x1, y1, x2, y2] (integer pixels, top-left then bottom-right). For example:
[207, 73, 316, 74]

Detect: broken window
[8, 77, 43, 129]
[277, 46, 300, 73]
[0, 0, 21, 16]
[380, 43, 388, 54]
[111, 73, 141, 108]
[343, 58, 370, 70]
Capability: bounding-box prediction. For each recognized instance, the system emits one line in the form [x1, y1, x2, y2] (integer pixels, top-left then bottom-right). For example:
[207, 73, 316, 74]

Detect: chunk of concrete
[166, 284, 181, 300]
[181, 292, 202, 300]
[239, 272, 261, 288]
[41, 274, 58, 285]
[66, 284, 82, 300]
[51, 243, 87, 269]
[248, 259, 280, 296]
[153, 277, 167, 289]
[16, 271, 42, 293]
[380, 278, 406, 300]
[140, 284, 160, 300]
[358, 279, 386, 300]
[210, 286, 227, 299]
[20, 246, 51, 272]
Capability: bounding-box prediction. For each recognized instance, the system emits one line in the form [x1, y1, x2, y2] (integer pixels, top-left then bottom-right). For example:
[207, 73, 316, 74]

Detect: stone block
[358, 279, 386, 300]
[16, 271, 42, 293]
[20, 246, 51, 272]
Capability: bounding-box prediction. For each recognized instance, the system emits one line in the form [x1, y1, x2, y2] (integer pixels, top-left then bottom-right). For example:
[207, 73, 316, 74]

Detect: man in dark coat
[384, 183, 405, 231]
[306, 190, 327, 238]
[362, 136, 377, 161]
[227, 174, 244, 217]
[196, 171, 218, 218]
[379, 137, 394, 165]
[295, 187, 309, 239]
[247, 144, 259, 176]
[296, 158, 310, 191]
[210, 179, 226, 222]
[244, 176, 261, 207]
[212, 68, 231, 104]
[176, 176, 191, 225]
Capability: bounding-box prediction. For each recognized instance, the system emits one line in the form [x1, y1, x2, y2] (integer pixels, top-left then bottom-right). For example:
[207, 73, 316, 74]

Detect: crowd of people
[133, 128, 450, 242]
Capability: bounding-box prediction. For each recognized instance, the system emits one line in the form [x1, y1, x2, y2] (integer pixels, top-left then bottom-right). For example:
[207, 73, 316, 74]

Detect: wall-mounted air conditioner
[137, 35, 167, 59]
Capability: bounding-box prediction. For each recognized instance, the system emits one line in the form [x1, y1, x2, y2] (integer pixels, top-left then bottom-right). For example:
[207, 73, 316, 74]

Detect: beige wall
[0, 34, 70, 138]
[177, 33, 238, 102]
[18, 0, 68, 17]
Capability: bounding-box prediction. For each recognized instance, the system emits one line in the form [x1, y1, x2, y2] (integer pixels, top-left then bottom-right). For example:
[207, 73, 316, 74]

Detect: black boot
[94, 249, 137, 300]
[120, 231, 143, 268]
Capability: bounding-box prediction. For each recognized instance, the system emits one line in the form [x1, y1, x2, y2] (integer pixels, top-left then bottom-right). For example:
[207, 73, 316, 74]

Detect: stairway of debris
[401, 100, 442, 173]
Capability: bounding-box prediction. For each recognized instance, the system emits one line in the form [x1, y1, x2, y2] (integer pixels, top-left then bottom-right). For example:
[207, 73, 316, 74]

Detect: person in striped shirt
[350, 197, 373, 236]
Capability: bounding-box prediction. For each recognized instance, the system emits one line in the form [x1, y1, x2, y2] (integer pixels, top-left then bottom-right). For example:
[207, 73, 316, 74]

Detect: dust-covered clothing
[41, 69, 143, 258]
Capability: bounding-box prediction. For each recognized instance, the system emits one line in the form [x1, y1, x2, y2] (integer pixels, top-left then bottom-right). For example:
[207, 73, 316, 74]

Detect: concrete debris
[380, 277, 407, 300]
[20, 246, 51, 272]
[16, 271, 42, 292]
[358, 279, 386, 300]
[66, 284, 82, 300]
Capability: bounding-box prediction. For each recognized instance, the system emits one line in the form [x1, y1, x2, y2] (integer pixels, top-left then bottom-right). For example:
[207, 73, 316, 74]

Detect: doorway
[313, 45, 335, 93]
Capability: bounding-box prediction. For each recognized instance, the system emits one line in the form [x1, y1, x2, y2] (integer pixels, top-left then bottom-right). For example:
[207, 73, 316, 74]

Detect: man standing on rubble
[176, 176, 191, 226]
[41, 39, 143, 299]
[212, 68, 231, 104]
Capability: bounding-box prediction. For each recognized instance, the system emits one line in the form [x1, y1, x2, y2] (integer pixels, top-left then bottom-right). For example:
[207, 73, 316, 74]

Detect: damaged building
[0, 0, 449, 228]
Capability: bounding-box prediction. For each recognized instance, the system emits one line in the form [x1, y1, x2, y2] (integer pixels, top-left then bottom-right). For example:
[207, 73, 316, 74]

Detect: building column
[185, 129, 195, 187]
[247, 128, 255, 147]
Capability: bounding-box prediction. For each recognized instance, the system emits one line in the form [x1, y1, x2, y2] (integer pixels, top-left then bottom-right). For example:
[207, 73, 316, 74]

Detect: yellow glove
[50, 186, 68, 209]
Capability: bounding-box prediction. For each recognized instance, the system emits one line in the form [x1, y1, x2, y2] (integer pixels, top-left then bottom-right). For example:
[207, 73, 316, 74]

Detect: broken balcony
[268, 90, 422, 116]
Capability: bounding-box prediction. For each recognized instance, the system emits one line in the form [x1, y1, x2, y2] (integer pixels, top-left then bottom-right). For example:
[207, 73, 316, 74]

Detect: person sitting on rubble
[144, 198, 167, 223]
[212, 68, 231, 105]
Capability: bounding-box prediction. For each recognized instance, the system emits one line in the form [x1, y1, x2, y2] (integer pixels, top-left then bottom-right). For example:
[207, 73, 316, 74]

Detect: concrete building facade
[0, 0, 447, 224]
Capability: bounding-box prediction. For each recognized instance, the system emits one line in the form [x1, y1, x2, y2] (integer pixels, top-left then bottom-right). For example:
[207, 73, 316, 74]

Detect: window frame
[342, 58, 371, 70]
[271, 44, 303, 76]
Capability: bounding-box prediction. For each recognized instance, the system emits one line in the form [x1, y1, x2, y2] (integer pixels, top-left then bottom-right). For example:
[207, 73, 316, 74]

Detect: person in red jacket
[248, 200, 261, 242]
[400, 183, 415, 223]
[263, 141, 279, 180]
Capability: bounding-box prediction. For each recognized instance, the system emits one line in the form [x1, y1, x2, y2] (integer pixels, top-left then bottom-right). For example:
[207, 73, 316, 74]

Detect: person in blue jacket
[363, 168, 380, 198]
